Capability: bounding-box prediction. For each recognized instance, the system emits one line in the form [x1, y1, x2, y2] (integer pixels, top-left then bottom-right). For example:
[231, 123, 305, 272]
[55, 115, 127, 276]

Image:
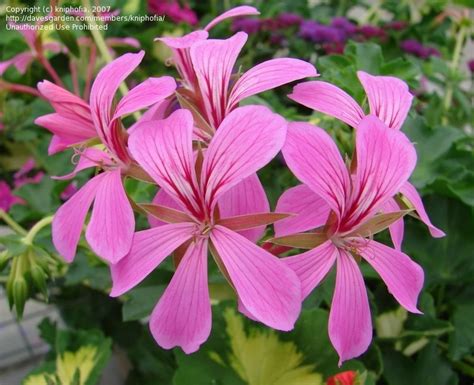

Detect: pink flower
[289, 71, 445, 249]
[156, 6, 317, 132]
[110, 106, 301, 353]
[0, 21, 62, 76]
[13, 158, 44, 188]
[148, 0, 198, 25]
[35, 51, 176, 264]
[0, 181, 24, 212]
[35, 80, 97, 155]
[275, 116, 424, 364]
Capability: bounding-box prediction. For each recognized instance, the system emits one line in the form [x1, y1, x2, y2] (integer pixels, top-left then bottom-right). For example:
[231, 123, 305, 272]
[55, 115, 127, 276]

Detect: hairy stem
[24, 215, 54, 245]
[0, 209, 27, 236]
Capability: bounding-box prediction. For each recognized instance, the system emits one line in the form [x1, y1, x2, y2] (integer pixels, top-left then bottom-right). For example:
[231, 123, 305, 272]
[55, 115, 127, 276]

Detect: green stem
[0, 210, 27, 236]
[442, 24, 467, 123]
[24, 215, 53, 245]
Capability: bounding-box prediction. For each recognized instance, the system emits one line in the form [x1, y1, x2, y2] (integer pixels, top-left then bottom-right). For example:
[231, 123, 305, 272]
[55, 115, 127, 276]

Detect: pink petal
[43, 42, 64, 54]
[90, 51, 145, 153]
[155, 31, 208, 88]
[85, 169, 135, 264]
[343, 116, 417, 231]
[359, 240, 424, 313]
[329, 250, 372, 366]
[128, 98, 174, 134]
[228, 58, 318, 110]
[282, 122, 350, 221]
[155, 30, 209, 49]
[357, 71, 413, 131]
[106, 37, 141, 48]
[0, 59, 13, 76]
[274, 184, 331, 237]
[112, 76, 176, 120]
[289, 81, 364, 128]
[382, 198, 405, 250]
[189, 32, 247, 128]
[149, 188, 186, 227]
[149, 238, 211, 353]
[284, 240, 337, 299]
[52, 173, 105, 262]
[8, 22, 37, 48]
[218, 174, 269, 242]
[34, 113, 97, 147]
[13, 52, 35, 73]
[37, 81, 93, 124]
[53, 148, 112, 180]
[110, 222, 197, 296]
[128, 109, 202, 218]
[399, 182, 445, 237]
[210, 225, 301, 331]
[202, 105, 286, 211]
[47, 135, 78, 155]
[0, 52, 35, 75]
[204, 5, 260, 31]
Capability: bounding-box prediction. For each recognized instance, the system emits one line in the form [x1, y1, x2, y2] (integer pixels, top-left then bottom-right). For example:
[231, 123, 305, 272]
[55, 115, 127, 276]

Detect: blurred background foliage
[0, 0, 473, 384]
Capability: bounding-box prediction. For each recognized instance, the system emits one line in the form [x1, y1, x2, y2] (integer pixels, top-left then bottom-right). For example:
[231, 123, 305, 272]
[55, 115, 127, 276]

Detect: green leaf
[382, 342, 458, 385]
[24, 320, 112, 385]
[0, 234, 27, 255]
[122, 285, 165, 321]
[403, 116, 464, 188]
[404, 197, 474, 286]
[345, 42, 384, 74]
[448, 304, 474, 360]
[375, 307, 408, 339]
[14, 177, 56, 216]
[381, 58, 419, 85]
[174, 304, 326, 385]
[56, 29, 80, 57]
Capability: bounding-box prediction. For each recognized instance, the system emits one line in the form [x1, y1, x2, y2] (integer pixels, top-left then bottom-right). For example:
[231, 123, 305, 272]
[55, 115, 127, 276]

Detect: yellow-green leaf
[224, 308, 323, 385]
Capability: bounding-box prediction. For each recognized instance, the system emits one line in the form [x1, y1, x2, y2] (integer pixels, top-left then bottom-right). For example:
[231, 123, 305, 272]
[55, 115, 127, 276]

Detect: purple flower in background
[0, 181, 24, 212]
[401, 39, 440, 59]
[400, 39, 423, 54]
[358, 25, 386, 40]
[148, 0, 198, 25]
[331, 17, 356, 36]
[232, 18, 261, 34]
[270, 33, 285, 46]
[323, 41, 345, 55]
[277, 13, 303, 28]
[384, 20, 407, 31]
[298, 20, 318, 40]
[468, 59, 474, 73]
[299, 21, 344, 44]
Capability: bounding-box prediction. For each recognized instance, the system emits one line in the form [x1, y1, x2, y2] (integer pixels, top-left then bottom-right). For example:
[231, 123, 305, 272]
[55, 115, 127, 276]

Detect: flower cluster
[231, 13, 407, 54]
[30, 6, 444, 365]
[400, 39, 441, 59]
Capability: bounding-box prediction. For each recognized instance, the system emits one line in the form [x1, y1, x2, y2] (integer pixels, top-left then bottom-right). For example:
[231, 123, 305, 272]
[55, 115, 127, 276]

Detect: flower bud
[13, 277, 28, 319]
[30, 264, 48, 298]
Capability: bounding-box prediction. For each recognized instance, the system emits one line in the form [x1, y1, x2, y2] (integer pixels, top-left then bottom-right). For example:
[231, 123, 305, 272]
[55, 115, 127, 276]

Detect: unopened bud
[30, 264, 48, 299]
[13, 277, 28, 319]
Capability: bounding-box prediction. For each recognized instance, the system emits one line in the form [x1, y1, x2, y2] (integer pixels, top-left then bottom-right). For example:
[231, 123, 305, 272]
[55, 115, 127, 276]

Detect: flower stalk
[0, 209, 27, 236]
